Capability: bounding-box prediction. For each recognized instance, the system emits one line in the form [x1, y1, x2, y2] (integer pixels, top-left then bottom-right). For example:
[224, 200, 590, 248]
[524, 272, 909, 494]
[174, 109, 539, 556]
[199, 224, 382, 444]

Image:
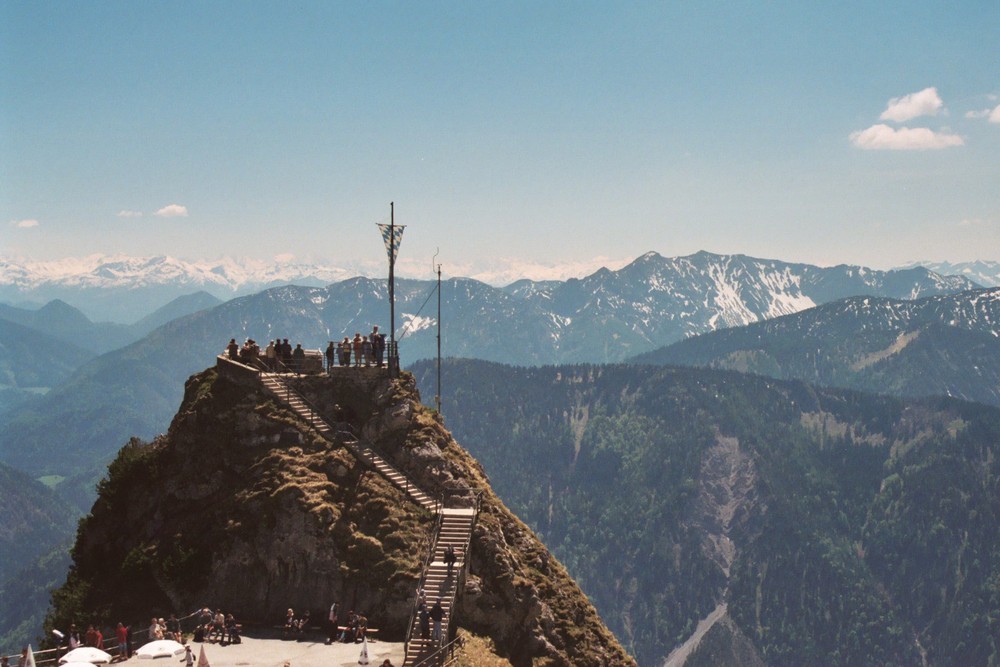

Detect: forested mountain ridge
[631, 287, 1000, 406]
[0, 461, 79, 650]
[0, 318, 95, 413]
[412, 359, 1000, 666]
[0, 462, 77, 584]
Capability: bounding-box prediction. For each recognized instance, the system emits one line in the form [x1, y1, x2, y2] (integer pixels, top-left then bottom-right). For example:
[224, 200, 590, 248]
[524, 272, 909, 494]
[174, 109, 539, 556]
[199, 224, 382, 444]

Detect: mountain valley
[411, 359, 1000, 666]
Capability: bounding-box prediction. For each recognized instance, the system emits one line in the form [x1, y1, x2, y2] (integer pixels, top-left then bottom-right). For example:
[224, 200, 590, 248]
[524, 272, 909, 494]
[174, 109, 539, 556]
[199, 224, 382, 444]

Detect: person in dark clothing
[165, 614, 180, 640]
[281, 339, 292, 365]
[292, 343, 305, 373]
[325, 341, 336, 373]
[226, 338, 239, 360]
[429, 600, 444, 644]
[418, 603, 430, 640]
[370, 326, 386, 368]
[225, 614, 240, 644]
[340, 337, 351, 366]
[444, 544, 457, 575]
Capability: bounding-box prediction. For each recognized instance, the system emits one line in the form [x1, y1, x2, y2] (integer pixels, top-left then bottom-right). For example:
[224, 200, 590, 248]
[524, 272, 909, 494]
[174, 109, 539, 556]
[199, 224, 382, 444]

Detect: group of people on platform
[192, 607, 240, 645]
[147, 613, 183, 643]
[325, 326, 387, 369]
[52, 620, 130, 660]
[225, 325, 387, 373]
[226, 337, 306, 372]
[47, 612, 168, 662]
[319, 602, 372, 645]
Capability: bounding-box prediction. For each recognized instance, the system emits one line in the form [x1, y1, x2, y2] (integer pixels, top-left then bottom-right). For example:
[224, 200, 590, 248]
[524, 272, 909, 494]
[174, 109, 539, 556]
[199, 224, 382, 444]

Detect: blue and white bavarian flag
[377, 223, 405, 264]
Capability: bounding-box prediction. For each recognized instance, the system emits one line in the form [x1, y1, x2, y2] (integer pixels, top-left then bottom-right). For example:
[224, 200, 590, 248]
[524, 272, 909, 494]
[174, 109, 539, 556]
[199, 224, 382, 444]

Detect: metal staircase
[259, 372, 438, 511]
[255, 368, 475, 666]
[402, 507, 475, 666]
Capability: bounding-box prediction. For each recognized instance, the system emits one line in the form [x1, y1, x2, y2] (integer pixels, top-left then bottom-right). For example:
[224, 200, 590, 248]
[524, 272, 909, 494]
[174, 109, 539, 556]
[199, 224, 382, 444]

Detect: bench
[335, 626, 380, 642]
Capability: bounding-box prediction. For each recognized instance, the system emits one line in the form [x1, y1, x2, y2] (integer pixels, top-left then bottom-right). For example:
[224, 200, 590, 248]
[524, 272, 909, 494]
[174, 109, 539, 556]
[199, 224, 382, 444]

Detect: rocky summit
[45, 360, 634, 666]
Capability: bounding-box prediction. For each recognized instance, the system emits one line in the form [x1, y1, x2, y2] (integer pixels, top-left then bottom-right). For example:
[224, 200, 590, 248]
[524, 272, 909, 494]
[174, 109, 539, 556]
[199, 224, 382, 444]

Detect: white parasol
[58, 647, 112, 664]
[136, 639, 186, 659]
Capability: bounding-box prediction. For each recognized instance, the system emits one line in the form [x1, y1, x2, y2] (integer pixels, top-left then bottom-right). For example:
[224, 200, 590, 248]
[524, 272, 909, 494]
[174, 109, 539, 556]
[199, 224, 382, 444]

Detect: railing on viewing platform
[217, 348, 398, 378]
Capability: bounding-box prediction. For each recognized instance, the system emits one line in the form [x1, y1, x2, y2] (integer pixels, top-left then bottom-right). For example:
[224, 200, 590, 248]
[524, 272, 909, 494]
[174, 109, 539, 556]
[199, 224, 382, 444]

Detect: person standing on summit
[361, 336, 373, 367]
[370, 326, 385, 368]
[325, 341, 336, 373]
[352, 333, 363, 367]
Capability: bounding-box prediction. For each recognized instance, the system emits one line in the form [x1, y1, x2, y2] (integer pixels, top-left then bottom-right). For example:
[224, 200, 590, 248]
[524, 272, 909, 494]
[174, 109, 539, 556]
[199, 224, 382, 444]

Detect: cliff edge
[46, 365, 634, 666]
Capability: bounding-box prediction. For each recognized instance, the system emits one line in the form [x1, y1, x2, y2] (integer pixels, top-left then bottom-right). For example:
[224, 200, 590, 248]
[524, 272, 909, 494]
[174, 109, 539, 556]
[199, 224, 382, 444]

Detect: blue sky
[2, 1, 998, 280]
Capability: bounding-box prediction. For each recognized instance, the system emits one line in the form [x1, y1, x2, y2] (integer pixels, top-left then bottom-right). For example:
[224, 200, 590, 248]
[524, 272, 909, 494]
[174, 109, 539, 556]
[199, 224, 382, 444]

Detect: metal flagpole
[389, 202, 398, 377]
[377, 206, 404, 378]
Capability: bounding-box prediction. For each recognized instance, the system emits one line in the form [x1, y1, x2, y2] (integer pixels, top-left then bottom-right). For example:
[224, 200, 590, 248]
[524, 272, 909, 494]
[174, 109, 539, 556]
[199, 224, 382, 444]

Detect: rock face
[296, 370, 635, 666]
[47, 367, 635, 666]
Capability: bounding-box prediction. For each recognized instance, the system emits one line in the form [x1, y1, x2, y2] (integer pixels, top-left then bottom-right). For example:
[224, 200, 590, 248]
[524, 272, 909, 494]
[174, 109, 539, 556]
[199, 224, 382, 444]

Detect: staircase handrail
[254, 359, 328, 427]
[439, 490, 483, 650]
[403, 510, 444, 654]
[408, 633, 465, 667]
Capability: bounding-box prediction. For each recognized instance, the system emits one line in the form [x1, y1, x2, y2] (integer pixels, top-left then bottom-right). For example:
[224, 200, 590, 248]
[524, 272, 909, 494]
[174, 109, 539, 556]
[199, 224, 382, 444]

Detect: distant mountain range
[897, 260, 1000, 288]
[0, 251, 985, 508]
[632, 288, 1000, 406]
[1, 251, 987, 324]
[0, 255, 354, 322]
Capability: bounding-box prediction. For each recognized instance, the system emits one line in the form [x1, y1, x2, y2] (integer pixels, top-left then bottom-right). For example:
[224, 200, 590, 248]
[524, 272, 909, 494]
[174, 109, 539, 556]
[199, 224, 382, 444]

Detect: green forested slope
[412, 359, 1000, 666]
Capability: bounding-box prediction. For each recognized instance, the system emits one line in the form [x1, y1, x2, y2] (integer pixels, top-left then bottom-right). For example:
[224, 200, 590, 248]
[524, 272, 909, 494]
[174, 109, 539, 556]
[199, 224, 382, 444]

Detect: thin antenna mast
[434, 250, 442, 415]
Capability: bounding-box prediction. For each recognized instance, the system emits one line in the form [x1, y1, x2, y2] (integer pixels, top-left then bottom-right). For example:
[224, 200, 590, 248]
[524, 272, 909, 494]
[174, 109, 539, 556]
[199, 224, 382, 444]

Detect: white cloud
[117, 209, 144, 218]
[406, 255, 634, 284]
[880, 87, 944, 123]
[13, 218, 40, 228]
[849, 124, 964, 150]
[964, 104, 1000, 122]
[154, 204, 189, 218]
[274, 253, 296, 263]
